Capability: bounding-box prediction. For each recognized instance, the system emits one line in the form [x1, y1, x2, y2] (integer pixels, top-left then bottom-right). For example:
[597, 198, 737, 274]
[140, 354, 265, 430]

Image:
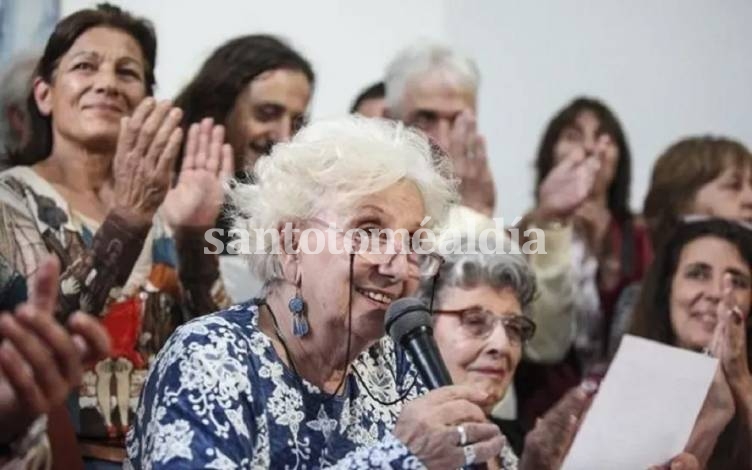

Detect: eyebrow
[463, 306, 522, 316]
[721, 169, 743, 179]
[412, 109, 461, 121]
[351, 206, 423, 233]
[685, 262, 751, 280]
[726, 267, 751, 281]
[685, 261, 710, 268]
[356, 205, 387, 216]
[68, 50, 142, 65]
[253, 102, 286, 111]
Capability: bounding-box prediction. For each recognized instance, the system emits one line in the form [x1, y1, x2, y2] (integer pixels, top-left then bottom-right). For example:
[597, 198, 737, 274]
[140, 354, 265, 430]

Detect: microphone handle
[403, 328, 453, 390]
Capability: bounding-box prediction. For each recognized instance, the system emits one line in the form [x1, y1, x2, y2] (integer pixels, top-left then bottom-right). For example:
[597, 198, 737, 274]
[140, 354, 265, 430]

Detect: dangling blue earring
[289, 284, 309, 337]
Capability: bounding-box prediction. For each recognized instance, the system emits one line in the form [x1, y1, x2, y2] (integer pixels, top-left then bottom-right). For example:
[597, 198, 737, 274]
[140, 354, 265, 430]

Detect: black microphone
[385, 297, 452, 390]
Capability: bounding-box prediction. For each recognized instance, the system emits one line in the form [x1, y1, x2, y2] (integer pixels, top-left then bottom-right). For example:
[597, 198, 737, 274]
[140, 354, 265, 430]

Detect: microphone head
[384, 297, 433, 345]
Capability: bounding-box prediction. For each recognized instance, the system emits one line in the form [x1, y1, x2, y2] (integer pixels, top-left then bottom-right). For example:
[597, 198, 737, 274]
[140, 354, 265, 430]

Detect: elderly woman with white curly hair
[125, 116, 515, 469]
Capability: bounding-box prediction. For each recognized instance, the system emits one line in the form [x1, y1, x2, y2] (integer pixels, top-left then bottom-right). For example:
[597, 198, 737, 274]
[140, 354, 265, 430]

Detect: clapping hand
[111, 98, 184, 226]
[162, 118, 234, 230]
[708, 273, 751, 395]
[0, 257, 110, 445]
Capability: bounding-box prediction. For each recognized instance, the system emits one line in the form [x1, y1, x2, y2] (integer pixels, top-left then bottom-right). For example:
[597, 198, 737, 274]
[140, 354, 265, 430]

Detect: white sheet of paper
[561, 335, 718, 470]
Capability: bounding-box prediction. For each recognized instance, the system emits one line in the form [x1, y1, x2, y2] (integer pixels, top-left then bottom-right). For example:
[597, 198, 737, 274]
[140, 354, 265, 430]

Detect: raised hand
[447, 110, 496, 216]
[111, 98, 184, 226]
[162, 117, 234, 229]
[0, 257, 110, 445]
[536, 143, 600, 223]
[394, 385, 505, 469]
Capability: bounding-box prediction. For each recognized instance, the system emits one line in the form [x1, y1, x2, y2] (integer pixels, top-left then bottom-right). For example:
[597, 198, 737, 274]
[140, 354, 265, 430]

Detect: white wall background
[62, 0, 752, 219]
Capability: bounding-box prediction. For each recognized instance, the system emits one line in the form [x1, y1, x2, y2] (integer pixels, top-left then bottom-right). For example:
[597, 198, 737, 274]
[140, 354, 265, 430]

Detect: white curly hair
[227, 115, 459, 283]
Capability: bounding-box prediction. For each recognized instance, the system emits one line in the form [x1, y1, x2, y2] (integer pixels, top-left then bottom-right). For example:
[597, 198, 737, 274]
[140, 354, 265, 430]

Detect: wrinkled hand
[536, 144, 600, 222]
[162, 118, 234, 230]
[447, 110, 496, 216]
[519, 381, 596, 470]
[0, 257, 110, 445]
[112, 98, 184, 226]
[394, 385, 505, 469]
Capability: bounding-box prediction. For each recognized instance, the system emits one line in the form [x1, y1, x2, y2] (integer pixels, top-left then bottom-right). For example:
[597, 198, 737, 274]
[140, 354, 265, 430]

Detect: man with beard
[174, 35, 314, 301]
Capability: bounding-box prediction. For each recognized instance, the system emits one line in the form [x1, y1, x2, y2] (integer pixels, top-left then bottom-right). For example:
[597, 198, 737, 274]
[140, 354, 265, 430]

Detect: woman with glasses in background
[417, 223, 537, 466]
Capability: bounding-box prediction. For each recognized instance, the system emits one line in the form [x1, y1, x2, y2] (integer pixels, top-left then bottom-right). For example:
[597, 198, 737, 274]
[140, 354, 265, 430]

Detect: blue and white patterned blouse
[125, 302, 518, 469]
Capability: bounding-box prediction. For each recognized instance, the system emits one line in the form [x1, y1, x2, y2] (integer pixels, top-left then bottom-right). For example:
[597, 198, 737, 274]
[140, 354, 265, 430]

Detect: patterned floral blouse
[126, 302, 519, 469]
[0, 166, 229, 457]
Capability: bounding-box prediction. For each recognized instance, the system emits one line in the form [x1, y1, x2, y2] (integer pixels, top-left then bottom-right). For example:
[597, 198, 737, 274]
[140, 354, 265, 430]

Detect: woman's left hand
[708, 273, 752, 397]
[162, 118, 234, 230]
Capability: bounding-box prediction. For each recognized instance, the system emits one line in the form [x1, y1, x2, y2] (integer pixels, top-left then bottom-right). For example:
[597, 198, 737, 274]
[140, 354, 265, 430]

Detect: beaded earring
[288, 283, 309, 337]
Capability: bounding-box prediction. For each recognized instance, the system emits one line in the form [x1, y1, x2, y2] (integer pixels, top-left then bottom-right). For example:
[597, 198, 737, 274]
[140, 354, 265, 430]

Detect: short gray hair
[384, 41, 480, 119]
[228, 116, 459, 282]
[0, 53, 38, 155]
[417, 233, 537, 315]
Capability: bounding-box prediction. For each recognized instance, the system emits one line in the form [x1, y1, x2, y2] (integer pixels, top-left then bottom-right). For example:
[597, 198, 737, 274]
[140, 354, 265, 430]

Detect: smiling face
[432, 284, 523, 414]
[224, 68, 312, 172]
[670, 236, 752, 350]
[33, 26, 148, 153]
[296, 179, 426, 347]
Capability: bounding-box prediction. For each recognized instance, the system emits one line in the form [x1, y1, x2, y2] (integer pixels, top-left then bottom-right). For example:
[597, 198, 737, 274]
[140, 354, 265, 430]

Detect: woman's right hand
[111, 98, 184, 226]
[535, 145, 600, 223]
[394, 385, 505, 469]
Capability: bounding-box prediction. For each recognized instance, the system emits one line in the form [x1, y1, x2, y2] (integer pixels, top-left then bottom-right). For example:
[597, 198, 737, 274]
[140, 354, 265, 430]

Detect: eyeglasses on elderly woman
[433, 307, 537, 345]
